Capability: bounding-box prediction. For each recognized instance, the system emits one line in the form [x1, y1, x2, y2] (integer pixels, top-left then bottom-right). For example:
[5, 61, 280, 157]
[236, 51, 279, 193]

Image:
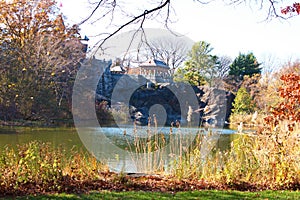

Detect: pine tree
[229, 52, 262, 81]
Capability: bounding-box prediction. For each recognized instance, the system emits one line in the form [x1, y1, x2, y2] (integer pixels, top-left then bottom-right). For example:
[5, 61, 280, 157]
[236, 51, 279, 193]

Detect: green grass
[5, 190, 300, 200]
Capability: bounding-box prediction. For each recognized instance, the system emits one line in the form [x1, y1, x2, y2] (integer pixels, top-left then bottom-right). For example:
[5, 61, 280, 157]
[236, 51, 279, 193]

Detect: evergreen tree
[229, 52, 262, 81]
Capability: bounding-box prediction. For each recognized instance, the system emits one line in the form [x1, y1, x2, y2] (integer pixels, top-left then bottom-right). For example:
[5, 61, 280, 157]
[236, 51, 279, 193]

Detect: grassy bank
[4, 190, 300, 200]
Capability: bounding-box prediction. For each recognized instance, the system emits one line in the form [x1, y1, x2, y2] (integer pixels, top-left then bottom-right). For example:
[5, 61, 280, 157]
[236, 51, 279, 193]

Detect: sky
[59, 0, 300, 69]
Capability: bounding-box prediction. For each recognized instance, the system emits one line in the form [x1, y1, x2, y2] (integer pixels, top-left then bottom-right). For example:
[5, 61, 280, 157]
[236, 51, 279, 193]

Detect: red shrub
[265, 73, 300, 131]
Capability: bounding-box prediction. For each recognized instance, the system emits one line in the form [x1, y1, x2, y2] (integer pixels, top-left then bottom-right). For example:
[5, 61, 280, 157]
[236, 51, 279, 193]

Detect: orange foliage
[265, 73, 300, 131]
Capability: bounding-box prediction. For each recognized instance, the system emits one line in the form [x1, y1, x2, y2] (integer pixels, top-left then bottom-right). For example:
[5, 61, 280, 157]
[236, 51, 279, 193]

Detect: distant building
[110, 65, 126, 74]
[124, 58, 172, 83]
[139, 58, 170, 72]
[127, 58, 170, 75]
[104, 57, 173, 83]
[110, 58, 126, 74]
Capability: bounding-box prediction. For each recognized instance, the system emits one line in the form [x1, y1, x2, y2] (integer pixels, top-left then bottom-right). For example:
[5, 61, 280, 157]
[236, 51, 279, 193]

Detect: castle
[90, 57, 174, 103]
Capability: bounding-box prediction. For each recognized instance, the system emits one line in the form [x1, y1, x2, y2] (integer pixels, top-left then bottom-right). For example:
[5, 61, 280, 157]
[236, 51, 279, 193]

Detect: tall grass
[224, 121, 300, 188]
[170, 130, 224, 180]
[0, 141, 107, 190]
[229, 112, 266, 130]
[123, 117, 173, 173]
[1, 120, 299, 191]
[123, 116, 220, 176]
[124, 114, 300, 189]
[169, 121, 300, 189]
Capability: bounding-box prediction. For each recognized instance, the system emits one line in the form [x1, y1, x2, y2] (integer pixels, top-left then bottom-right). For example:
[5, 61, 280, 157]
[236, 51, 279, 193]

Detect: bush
[0, 141, 107, 192]
[223, 124, 300, 188]
[232, 87, 255, 114]
[265, 73, 300, 131]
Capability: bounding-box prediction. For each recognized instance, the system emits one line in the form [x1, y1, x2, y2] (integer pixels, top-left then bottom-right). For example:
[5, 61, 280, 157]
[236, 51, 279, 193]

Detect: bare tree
[217, 56, 232, 79]
[144, 36, 191, 69]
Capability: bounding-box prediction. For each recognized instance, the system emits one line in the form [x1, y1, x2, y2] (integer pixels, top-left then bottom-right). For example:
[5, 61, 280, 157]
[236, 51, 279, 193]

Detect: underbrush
[0, 141, 108, 196]
[0, 121, 299, 196]
[171, 122, 300, 190]
[121, 115, 300, 190]
[228, 112, 266, 130]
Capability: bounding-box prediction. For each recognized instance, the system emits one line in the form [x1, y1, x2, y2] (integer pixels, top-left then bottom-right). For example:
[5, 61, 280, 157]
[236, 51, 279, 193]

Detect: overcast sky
[60, 0, 300, 68]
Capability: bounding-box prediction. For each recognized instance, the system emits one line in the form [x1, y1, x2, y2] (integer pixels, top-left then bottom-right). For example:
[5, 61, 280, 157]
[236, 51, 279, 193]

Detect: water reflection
[0, 126, 236, 173]
[77, 126, 236, 173]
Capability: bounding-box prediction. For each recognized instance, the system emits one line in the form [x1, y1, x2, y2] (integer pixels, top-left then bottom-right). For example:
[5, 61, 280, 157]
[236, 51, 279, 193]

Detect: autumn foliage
[265, 73, 300, 131]
[0, 0, 85, 122]
[281, 3, 300, 15]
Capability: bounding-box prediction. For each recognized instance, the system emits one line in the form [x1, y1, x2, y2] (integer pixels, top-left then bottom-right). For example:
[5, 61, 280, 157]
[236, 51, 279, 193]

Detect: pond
[0, 125, 238, 173]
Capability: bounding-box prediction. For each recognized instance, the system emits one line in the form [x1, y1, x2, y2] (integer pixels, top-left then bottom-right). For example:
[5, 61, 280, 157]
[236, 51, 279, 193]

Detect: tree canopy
[174, 41, 230, 87]
[229, 52, 262, 81]
[174, 41, 219, 86]
[0, 0, 85, 121]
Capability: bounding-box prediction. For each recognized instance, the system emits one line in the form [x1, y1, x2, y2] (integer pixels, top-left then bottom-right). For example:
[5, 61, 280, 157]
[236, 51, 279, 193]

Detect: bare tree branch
[143, 36, 190, 69]
[90, 0, 171, 56]
[226, 0, 288, 20]
[81, 0, 296, 57]
[79, 0, 104, 25]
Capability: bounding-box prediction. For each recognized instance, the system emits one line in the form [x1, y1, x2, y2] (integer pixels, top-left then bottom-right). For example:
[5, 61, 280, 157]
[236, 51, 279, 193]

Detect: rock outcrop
[93, 59, 234, 127]
[125, 84, 234, 127]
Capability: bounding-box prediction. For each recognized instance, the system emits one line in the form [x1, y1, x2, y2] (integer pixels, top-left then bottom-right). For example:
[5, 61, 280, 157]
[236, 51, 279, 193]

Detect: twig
[91, 0, 171, 56]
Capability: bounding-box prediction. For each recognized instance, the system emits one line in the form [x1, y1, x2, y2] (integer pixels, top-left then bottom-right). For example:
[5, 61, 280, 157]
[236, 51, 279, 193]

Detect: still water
[0, 126, 237, 173]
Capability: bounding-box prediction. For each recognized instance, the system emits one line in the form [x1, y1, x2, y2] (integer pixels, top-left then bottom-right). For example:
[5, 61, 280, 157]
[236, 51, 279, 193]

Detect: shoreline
[0, 119, 74, 128]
